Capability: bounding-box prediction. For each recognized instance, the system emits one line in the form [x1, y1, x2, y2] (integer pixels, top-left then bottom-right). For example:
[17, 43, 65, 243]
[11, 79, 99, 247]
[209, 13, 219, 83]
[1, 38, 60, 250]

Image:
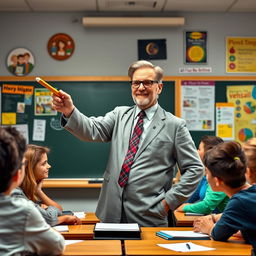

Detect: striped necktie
[118, 110, 146, 187]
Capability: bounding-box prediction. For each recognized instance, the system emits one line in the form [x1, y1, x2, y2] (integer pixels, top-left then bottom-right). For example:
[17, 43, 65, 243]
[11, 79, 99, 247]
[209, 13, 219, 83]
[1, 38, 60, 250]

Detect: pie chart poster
[185, 31, 207, 64]
[138, 39, 167, 60]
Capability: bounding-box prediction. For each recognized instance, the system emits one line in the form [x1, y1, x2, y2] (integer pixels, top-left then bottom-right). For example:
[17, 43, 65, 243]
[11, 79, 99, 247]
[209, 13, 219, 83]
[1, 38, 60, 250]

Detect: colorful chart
[252, 86, 256, 100]
[243, 101, 256, 114]
[238, 128, 253, 142]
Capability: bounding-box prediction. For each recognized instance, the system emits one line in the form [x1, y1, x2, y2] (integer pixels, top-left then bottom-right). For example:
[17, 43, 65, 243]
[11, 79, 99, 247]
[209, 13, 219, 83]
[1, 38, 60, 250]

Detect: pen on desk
[186, 243, 191, 250]
[35, 77, 60, 96]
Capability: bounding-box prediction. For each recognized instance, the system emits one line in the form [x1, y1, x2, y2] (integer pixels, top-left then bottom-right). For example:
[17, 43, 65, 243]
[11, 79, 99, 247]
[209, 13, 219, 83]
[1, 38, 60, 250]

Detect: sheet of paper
[95, 223, 139, 231]
[158, 242, 215, 252]
[54, 225, 69, 232]
[74, 211, 86, 218]
[32, 119, 46, 141]
[65, 240, 84, 246]
[159, 230, 209, 238]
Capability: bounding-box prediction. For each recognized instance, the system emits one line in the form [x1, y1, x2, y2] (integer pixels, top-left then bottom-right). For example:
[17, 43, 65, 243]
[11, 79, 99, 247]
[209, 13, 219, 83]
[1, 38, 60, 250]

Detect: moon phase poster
[138, 39, 167, 60]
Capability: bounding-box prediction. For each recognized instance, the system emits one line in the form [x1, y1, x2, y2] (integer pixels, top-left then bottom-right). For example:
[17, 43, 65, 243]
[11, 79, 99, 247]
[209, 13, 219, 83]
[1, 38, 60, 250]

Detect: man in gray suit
[52, 60, 204, 227]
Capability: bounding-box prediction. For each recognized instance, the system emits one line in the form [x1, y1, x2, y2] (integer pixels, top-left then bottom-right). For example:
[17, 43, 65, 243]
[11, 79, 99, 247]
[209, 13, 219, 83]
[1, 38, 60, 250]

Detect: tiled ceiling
[0, 0, 256, 13]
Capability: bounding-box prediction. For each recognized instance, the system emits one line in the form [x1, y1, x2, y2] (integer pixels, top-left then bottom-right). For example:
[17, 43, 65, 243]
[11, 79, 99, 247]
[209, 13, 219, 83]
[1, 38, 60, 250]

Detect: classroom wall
[1, 11, 256, 211]
[1, 12, 256, 77]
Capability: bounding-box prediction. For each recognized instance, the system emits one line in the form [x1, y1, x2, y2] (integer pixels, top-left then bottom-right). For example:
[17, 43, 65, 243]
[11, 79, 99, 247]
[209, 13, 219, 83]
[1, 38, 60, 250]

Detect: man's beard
[132, 96, 150, 107]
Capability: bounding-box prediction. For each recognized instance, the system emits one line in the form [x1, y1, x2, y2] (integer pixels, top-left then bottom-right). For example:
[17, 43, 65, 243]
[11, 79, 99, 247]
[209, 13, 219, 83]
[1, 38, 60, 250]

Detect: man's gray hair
[128, 60, 164, 82]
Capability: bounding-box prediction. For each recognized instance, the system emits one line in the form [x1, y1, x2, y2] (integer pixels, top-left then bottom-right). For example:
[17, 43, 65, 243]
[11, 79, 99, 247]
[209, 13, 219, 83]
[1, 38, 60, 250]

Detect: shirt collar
[134, 103, 158, 121]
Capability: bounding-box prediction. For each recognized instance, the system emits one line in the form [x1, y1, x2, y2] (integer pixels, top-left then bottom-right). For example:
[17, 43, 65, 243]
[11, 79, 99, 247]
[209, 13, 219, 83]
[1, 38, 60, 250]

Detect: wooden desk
[62, 240, 122, 256]
[173, 211, 197, 227]
[124, 240, 252, 256]
[81, 212, 100, 224]
[141, 227, 194, 240]
[125, 227, 252, 256]
[60, 224, 94, 240]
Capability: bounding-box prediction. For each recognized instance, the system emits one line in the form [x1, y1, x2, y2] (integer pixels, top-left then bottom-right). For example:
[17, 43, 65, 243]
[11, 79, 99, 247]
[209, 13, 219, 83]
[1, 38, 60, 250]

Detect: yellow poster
[226, 37, 256, 73]
[2, 113, 17, 125]
[227, 85, 256, 143]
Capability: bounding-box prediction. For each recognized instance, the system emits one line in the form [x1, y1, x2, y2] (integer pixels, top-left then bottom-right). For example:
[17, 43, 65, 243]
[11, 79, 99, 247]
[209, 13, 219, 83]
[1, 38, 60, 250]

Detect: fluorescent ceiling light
[82, 17, 185, 27]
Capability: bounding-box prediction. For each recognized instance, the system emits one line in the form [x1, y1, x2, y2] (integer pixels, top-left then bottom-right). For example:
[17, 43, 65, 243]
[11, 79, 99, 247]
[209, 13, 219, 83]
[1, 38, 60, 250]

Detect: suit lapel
[134, 106, 166, 160]
[121, 107, 136, 156]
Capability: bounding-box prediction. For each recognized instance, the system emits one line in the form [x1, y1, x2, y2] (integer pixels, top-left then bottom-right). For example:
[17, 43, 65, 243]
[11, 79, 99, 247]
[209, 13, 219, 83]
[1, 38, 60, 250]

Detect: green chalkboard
[189, 80, 256, 148]
[1, 80, 174, 178]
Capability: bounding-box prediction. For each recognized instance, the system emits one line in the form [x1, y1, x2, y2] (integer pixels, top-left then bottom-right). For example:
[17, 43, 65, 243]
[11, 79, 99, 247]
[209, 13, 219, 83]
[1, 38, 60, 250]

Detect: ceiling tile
[163, 0, 236, 12]
[27, 0, 97, 12]
[230, 0, 256, 12]
[0, 0, 31, 11]
[97, 0, 166, 11]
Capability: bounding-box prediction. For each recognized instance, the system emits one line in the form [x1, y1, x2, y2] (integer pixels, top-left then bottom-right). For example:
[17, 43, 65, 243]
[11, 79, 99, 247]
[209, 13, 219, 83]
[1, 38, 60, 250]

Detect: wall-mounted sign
[47, 33, 75, 61]
[185, 31, 207, 64]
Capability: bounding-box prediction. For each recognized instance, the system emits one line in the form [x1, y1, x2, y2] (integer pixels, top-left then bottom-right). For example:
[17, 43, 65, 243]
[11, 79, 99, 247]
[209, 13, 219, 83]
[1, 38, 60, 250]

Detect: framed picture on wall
[138, 39, 167, 60]
[184, 31, 207, 64]
[47, 33, 75, 61]
[6, 48, 35, 76]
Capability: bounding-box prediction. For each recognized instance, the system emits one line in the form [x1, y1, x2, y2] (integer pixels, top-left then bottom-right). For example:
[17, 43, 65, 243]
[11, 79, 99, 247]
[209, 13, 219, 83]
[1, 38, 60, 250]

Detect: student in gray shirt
[12, 144, 81, 226]
[0, 127, 65, 256]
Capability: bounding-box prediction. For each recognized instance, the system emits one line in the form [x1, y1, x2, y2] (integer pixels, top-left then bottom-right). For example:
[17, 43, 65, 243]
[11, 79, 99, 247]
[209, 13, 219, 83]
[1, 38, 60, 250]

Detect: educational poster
[11, 124, 29, 143]
[1, 84, 34, 124]
[34, 88, 57, 116]
[226, 37, 256, 73]
[138, 39, 167, 60]
[216, 103, 235, 141]
[32, 119, 46, 141]
[227, 85, 256, 143]
[181, 80, 215, 131]
[185, 31, 207, 64]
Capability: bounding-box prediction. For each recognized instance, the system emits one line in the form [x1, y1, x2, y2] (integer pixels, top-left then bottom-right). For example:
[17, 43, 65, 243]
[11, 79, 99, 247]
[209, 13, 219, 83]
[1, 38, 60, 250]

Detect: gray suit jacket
[63, 104, 204, 227]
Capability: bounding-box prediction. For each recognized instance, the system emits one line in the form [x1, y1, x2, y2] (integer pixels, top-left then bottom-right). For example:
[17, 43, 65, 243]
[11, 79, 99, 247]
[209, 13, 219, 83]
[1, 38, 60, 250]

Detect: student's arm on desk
[58, 215, 81, 225]
[37, 179, 63, 211]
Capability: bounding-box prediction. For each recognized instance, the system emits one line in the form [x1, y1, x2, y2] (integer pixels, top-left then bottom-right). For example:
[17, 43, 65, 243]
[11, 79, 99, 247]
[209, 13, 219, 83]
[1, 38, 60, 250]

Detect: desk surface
[173, 211, 198, 227]
[81, 212, 100, 224]
[60, 224, 94, 240]
[62, 240, 122, 256]
[125, 240, 252, 256]
[125, 227, 252, 256]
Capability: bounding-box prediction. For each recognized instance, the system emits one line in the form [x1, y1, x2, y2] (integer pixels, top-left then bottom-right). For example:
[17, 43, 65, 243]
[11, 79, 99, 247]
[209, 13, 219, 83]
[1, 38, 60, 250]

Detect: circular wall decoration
[47, 33, 75, 61]
[7, 48, 35, 76]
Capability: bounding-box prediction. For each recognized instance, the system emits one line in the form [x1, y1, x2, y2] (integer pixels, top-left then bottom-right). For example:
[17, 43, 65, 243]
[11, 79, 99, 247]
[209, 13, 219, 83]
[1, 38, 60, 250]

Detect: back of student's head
[243, 138, 256, 183]
[200, 135, 224, 152]
[204, 141, 246, 188]
[21, 144, 50, 201]
[0, 127, 26, 193]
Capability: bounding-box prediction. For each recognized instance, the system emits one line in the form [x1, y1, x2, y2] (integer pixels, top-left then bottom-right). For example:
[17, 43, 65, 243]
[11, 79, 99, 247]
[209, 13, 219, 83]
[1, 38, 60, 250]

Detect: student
[52, 60, 204, 227]
[243, 138, 256, 185]
[177, 135, 229, 214]
[12, 144, 81, 226]
[193, 141, 256, 254]
[0, 127, 65, 255]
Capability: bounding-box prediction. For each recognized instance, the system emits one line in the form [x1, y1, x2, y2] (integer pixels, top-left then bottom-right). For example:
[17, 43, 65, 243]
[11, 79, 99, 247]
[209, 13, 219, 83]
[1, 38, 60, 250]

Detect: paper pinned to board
[158, 242, 215, 252]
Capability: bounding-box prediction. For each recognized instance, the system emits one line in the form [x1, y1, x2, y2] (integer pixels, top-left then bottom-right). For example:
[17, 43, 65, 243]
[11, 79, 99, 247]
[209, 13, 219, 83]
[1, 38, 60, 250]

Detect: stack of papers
[156, 230, 210, 240]
[94, 223, 141, 240]
[95, 223, 140, 231]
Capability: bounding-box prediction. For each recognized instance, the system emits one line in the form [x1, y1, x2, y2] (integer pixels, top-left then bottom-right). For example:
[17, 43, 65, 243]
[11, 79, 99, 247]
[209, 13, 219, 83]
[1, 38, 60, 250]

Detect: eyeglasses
[131, 80, 158, 88]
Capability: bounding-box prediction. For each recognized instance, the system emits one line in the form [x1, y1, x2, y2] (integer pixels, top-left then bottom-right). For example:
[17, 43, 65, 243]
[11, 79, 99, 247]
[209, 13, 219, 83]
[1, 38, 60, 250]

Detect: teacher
[52, 60, 204, 227]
